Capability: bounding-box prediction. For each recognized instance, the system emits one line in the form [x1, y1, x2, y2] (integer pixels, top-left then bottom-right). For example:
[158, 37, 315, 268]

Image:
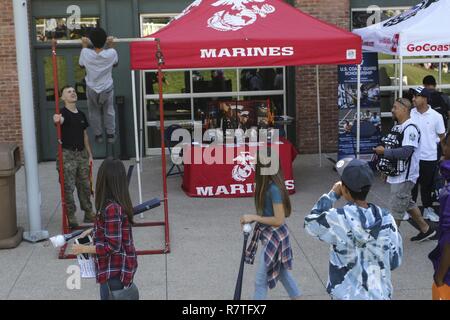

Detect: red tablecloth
[182, 140, 297, 198]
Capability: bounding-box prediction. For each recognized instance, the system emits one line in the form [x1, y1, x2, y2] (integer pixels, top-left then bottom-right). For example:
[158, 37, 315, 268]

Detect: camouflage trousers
[56, 148, 93, 219]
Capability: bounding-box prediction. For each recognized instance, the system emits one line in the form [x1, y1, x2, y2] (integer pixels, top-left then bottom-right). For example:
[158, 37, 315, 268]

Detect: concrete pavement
[0, 154, 436, 300]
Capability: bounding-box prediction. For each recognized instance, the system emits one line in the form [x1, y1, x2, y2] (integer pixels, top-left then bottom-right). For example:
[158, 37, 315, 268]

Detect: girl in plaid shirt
[240, 152, 301, 300]
[71, 158, 138, 300]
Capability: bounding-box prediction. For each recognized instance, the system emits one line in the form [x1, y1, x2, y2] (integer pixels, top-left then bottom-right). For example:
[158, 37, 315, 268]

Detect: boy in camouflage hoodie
[305, 158, 403, 300]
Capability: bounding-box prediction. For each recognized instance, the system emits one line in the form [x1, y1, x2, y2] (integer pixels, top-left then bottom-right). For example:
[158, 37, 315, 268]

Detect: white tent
[354, 0, 450, 56]
[353, 0, 450, 97]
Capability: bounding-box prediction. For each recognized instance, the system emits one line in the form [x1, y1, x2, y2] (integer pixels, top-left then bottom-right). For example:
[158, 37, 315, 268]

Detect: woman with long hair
[71, 158, 138, 300]
[241, 151, 301, 300]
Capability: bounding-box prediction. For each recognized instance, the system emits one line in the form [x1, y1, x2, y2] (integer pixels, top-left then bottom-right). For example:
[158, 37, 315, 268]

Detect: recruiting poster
[337, 52, 381, 162]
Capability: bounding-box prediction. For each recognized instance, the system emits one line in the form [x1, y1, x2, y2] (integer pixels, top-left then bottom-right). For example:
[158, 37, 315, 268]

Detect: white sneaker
[424, 207, 440, 222]
[423, 207, 430, 220]
[402, 212, 410, 221]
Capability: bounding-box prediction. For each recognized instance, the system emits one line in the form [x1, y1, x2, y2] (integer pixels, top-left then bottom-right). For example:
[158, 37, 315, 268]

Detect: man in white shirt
[79, 27, 118, 144]
[374, 98, 435, 241]
[410, 86, 446, 223]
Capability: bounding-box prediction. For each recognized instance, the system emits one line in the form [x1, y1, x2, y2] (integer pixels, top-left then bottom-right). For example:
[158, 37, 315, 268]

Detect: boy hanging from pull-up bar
[79, 27, 118, 144]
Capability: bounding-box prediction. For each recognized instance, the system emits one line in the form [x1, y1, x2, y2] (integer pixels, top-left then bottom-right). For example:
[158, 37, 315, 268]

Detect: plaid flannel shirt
[93, 201, 137, 286]
[244, 222, 293, 289]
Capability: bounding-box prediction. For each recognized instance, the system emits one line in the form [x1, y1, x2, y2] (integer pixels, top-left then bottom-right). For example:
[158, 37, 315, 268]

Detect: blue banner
[337, 52, 381, 162]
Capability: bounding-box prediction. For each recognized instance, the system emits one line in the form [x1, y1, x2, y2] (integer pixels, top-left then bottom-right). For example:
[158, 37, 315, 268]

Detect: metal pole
[356, 64, 361, 159]
[399, 56, 404, 98]
[190, 70, 194, 122]
[394, 55, 398, 100]
[131, 71, 143, 207]
[56, 37, 156, 45]
[316, 65, 322, 167]
[13, 0, 48, 242]
[51, 40, 69, 237]
[439, 55, 443, 90]
[139, 70, 144, 173]
[156, 41, 170, 252]
[237, 68, 241, 101]
[137, 70, 144, 219]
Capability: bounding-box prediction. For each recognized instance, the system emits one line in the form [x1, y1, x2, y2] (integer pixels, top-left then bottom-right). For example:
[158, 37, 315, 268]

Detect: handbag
[75, 236, 96, 278]
[77, 255, 96, 278]
[108, 282, 139, 300]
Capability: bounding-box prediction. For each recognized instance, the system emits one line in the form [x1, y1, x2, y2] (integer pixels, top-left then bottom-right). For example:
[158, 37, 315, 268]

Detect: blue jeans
[99, 277, 124, 300]
[254, 248, 301, 300]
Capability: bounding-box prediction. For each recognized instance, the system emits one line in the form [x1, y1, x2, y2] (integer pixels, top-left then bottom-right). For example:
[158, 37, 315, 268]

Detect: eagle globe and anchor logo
[232, 152, 256, 182]
[173, 0, 276, 32]
[208, 0, 276, 32]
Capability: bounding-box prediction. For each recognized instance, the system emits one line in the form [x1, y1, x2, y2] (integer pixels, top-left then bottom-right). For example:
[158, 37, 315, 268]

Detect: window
[36, 17, 99, 42]
[146, 98, 191, 149]
[73, 56, 86, 100]
[44, 56, 67, 101]
[351, 8, 406, 30]
[146, 98, 191, 122]
[140, 15, 177, 37]
[192, 70, 236, 93]
[240, 68, 283, 91]
[145, 71, 190, 95]
[143, 68, 286, 153]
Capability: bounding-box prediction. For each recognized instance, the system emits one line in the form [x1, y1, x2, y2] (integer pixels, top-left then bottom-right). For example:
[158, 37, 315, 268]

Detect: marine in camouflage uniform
[57, 148, 94, 227]
[54, 86, 95, 228]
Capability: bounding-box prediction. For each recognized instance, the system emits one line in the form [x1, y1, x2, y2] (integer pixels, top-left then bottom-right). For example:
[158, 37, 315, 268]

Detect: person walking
[71, 158, 139, 300]
[410, 86, 446, 223]
[374, 97, 436, 241]
[240, 152, 301, 300]
[305, 158, 403, 300]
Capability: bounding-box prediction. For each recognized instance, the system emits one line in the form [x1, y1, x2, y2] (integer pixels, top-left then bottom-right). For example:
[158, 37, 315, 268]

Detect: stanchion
[156, 39, 171, 254]
[51, 39, 70, 249]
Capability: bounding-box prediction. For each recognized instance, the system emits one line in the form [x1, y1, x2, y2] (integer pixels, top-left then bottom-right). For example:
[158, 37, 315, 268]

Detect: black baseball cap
[409, 86, 432, 100]
[336, 158, 374, 193]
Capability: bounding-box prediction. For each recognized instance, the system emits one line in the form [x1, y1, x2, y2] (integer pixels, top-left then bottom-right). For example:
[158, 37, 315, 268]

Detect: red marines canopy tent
[129, 0, 362, 70]
[128, 0, 365, 167]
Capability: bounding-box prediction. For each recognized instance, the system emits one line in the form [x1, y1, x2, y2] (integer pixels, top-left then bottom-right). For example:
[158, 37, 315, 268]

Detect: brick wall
[0, 0, 22, 150]
[294, 0, 350, 153]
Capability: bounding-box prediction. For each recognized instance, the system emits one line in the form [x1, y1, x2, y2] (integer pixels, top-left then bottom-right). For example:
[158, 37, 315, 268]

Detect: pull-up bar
[56, 37, 156, 45]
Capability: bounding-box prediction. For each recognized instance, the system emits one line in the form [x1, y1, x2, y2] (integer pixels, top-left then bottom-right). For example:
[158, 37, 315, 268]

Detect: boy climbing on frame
[79, 27, 118, 144]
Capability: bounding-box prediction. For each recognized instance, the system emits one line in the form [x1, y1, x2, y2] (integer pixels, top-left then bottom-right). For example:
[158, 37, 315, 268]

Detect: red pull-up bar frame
[51, 37, 170, 258]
